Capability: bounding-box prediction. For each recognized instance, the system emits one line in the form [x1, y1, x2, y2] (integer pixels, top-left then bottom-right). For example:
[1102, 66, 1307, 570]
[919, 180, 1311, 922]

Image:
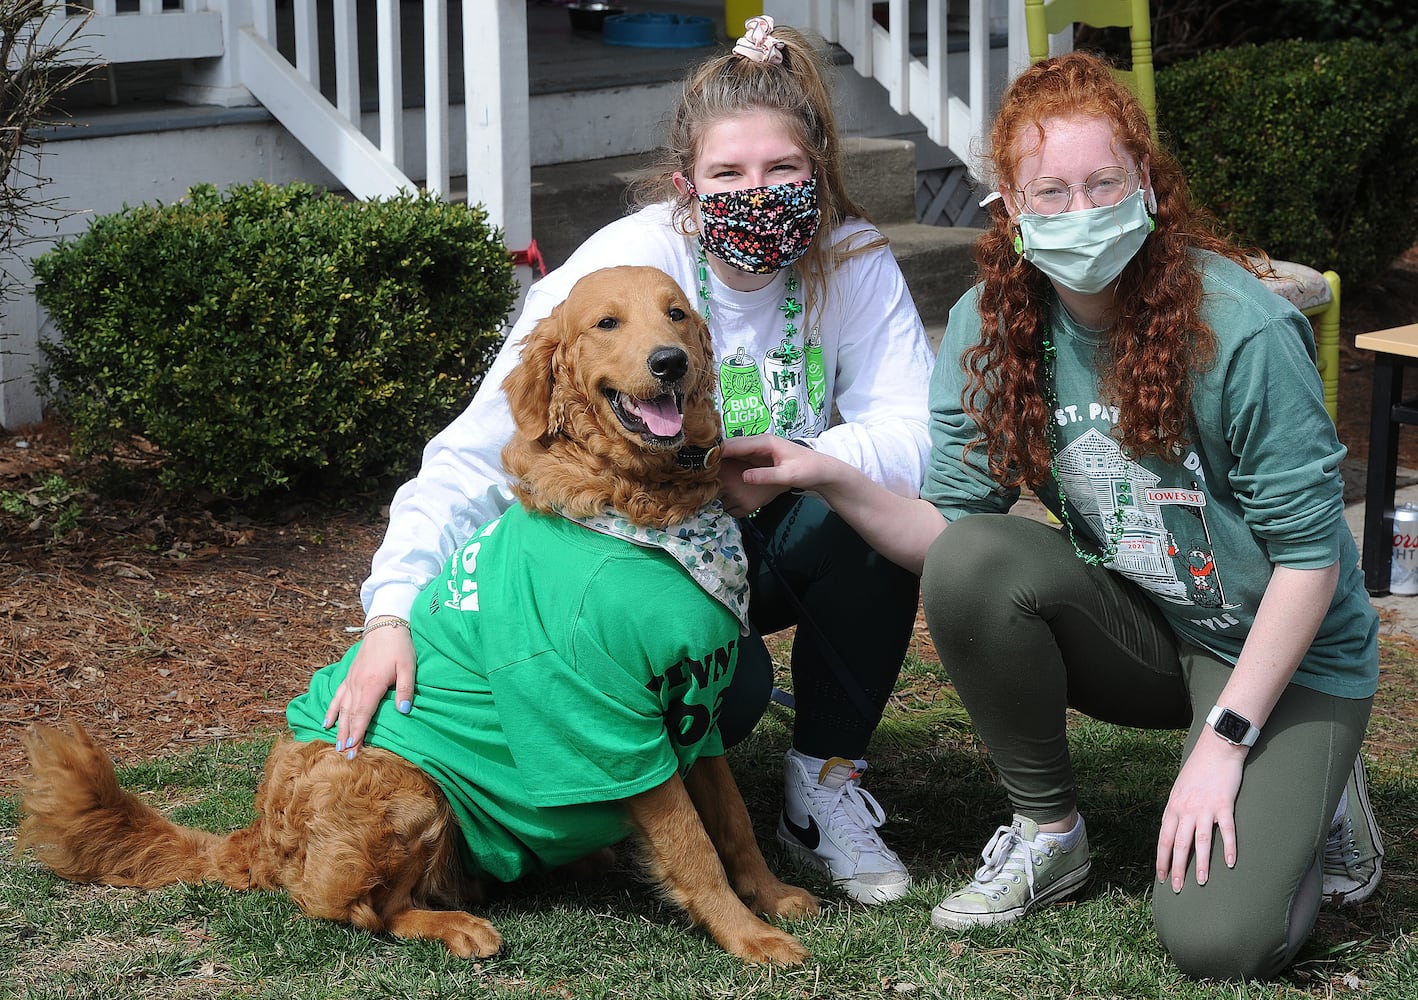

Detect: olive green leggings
[921, 514, 1372, 979]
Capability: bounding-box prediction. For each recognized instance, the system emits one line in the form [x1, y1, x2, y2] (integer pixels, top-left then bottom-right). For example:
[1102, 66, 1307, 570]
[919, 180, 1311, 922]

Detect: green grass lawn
[3, 649, 1415, 1000]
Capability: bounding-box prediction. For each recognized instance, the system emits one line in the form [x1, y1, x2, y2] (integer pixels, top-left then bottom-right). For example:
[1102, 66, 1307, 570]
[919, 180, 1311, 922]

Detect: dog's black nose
[647, 347, 689, 383]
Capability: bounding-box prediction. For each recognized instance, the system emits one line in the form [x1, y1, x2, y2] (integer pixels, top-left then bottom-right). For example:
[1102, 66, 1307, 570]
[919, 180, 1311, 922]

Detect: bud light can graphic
[719, 346, 771, 437]
[764, 340, 806, 436]
[805, 327, 826, 414]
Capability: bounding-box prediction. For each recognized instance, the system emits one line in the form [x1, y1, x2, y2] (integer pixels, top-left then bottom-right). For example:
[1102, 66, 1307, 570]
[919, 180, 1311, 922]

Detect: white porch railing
[33, 0, 224, 63]
[33, 0, 1032, 256]
[770, 0, 1030, 179]
[36, 0, 533, 269]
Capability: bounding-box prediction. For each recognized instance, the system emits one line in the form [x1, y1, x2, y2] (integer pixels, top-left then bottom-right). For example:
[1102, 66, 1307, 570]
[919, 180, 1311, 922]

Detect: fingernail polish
[347, 748, 356, 761]
[398, 699, 412, 714]
[335, 738, 344, 752]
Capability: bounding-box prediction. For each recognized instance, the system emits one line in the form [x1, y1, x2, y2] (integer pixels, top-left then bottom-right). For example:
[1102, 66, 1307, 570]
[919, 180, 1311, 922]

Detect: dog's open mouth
[605, 388, 685, 444]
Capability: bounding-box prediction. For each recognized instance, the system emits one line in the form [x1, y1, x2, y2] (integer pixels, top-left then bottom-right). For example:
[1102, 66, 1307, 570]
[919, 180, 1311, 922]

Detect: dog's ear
[504, 300, 569, 439]
[682, 306, 723, 438]
[690, 306, 715, 392]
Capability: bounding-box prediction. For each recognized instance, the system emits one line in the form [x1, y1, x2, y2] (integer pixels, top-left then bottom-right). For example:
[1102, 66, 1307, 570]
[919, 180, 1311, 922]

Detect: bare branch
[1, 0, 98, 309]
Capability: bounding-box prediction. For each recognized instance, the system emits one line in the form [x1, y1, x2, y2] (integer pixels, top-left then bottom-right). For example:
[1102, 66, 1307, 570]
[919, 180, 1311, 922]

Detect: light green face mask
[1016, 188, 1153, 294]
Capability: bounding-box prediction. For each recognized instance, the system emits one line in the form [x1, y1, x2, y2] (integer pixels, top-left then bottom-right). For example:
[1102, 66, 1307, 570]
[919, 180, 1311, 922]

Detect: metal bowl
[568, 2, 626, 32]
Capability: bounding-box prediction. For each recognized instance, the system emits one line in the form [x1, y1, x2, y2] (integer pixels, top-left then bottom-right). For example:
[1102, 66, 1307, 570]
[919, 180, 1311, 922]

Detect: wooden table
[1355, 323, 1418, 594]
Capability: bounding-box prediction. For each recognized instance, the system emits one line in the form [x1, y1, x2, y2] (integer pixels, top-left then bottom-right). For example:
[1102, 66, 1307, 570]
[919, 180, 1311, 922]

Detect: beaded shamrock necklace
[1041, 334, 1127, 566]
[695, 246, 804, 345]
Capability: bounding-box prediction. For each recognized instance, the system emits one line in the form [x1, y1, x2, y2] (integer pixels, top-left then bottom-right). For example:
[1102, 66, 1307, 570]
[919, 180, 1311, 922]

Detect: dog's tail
[17, 722, 259, 891]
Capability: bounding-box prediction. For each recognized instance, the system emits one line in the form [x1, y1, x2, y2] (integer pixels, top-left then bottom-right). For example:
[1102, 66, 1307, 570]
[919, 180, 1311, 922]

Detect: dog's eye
[668, 307, 686, 321]
[596, 317, 618, 330]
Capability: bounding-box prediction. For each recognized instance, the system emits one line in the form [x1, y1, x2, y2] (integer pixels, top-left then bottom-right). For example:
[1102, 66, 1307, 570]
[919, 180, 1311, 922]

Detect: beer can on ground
[1391, 504, 1418, 595]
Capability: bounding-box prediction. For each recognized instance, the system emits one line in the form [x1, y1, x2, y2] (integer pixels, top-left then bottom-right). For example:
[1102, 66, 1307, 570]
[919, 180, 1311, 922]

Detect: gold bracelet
[362, 615, 409, 636]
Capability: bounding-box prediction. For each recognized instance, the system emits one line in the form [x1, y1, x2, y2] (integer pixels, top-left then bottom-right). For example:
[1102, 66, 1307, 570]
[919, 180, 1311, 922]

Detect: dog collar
[674, 438, 723, 469]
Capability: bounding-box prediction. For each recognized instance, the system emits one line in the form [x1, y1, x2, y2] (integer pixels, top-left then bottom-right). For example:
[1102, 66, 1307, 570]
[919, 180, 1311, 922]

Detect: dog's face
[501, 266, 722, 527]
[513, 266, 715, 451]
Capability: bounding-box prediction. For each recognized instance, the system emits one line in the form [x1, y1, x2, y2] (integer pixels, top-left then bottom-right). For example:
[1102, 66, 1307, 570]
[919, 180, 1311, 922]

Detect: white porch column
[173, 0, 262, 107]
[465, 0, 532, 297]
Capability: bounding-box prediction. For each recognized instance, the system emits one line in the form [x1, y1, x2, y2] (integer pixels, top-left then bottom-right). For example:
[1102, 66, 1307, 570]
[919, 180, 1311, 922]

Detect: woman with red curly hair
[725, 51, 1380, 978]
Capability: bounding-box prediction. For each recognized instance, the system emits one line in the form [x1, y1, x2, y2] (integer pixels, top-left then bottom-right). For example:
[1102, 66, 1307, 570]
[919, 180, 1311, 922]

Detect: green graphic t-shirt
[287, 505, 741, 883]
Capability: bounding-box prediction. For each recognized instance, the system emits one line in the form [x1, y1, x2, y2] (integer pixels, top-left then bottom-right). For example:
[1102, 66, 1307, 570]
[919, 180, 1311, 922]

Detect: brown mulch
[0, 438, 381, 788]
[3, 248, 1418, 792]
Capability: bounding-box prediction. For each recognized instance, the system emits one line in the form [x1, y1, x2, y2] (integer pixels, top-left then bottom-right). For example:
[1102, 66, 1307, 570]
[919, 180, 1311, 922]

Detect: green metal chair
[1022, 0, 1342, 421]
[1025, 0, 1158, 137]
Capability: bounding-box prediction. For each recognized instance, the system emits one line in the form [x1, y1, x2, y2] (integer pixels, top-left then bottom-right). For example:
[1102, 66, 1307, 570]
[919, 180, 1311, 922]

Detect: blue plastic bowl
[602, 12, 716, 49]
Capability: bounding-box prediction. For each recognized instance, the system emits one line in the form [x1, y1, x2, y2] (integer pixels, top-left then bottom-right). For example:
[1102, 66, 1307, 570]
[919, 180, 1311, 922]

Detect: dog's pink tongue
[629, 394, 683, 437]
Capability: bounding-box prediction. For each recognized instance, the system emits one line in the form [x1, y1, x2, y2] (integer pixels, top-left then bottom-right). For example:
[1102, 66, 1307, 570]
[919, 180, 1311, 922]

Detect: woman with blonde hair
[320, 18, 932, 906]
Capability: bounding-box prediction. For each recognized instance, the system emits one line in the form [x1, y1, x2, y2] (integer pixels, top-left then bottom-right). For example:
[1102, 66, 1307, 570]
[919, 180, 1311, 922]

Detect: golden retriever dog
[18, 265, 818, 965]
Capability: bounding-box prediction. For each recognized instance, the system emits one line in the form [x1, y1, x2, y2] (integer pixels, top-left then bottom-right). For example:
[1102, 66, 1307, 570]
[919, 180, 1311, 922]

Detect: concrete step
[882, 221, 981, 327]
[529, 139, 981, 326]
[529, 153, 656, 273]
[842, 136, 918, 227]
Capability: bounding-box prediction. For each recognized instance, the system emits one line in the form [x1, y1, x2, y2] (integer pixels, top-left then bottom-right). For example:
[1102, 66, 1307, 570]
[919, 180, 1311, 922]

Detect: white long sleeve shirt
[362, 202, 934, 620]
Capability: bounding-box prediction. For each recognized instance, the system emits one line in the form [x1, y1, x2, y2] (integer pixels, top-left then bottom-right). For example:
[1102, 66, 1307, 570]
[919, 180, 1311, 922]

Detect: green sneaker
[931, 815, 1091, 930]
[1323, 754, 1384, 906]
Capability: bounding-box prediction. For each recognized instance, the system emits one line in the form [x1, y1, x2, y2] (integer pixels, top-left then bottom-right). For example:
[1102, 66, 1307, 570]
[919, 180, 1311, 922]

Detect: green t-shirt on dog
[287, 504, 740, 883]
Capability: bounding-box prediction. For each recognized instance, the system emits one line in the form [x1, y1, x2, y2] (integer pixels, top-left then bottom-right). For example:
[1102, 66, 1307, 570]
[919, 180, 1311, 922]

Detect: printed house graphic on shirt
[1054, 428, 1231, 607]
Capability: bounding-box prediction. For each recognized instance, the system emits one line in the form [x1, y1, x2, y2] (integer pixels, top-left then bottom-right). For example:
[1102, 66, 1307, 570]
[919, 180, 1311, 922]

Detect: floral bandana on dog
[691, 176, 820, 275]
[568, 500, 751, 634]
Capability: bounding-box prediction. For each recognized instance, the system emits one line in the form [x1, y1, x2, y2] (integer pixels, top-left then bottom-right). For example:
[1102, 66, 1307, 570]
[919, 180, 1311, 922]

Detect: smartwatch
[1206, 705, 1260, 748]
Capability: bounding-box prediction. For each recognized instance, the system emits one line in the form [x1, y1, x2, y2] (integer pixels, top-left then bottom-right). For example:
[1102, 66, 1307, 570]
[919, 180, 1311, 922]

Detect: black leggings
[716, 492, 920, 759]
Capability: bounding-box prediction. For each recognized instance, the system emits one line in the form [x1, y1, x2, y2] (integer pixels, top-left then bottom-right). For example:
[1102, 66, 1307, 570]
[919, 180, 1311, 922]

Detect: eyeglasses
[1016, 166, 1139, 216]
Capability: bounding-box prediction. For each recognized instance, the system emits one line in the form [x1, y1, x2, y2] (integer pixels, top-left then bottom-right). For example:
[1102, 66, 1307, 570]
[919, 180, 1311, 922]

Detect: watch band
[1206, 705, 1260, 747]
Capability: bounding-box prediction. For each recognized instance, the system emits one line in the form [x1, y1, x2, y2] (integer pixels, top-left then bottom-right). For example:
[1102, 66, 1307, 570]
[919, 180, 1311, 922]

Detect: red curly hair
[965, 52, 1262, 488]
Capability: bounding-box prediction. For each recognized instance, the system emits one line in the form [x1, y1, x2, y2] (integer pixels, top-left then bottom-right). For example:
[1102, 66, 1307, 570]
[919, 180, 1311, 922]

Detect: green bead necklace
[696, 247, 803, 338]
[1041, 335, 1127, 566]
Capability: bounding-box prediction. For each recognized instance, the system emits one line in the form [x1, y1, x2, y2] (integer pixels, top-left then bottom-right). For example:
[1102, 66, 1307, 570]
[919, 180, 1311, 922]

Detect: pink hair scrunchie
[734, 15, 785, 65]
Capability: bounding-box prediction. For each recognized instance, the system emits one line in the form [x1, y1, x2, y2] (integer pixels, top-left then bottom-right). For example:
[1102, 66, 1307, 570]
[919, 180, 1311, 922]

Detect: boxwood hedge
[36, 181, 517, 499]
[1157, 39, 1418, 287]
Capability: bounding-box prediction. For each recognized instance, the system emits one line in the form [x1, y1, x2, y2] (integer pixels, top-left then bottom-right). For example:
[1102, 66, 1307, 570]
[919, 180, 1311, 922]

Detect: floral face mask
[689, 176, 820, 275]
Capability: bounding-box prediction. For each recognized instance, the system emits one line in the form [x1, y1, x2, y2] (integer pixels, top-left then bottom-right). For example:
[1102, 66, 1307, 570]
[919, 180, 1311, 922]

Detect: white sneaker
[931, 815, 1091, 930]
[1323, 754, 1384, 906]
[776, 750, 912, 905]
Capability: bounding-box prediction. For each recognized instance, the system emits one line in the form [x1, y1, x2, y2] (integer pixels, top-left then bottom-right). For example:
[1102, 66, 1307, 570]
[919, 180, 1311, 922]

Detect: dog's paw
[760, 881, 821, 919]
[443, 914, 504, 959]
[722, 921, 810, 966]
[387, 909, 503, 958]
[741, 878, 821, 919]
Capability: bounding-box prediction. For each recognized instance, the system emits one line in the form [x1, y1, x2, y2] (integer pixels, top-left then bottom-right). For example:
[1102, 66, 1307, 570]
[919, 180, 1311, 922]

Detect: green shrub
[1116, 0, 1418, 66]
[35, 181, 517, 499]
[1157, 39, 1418, 288]
[1273, 0, 1418, 48]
